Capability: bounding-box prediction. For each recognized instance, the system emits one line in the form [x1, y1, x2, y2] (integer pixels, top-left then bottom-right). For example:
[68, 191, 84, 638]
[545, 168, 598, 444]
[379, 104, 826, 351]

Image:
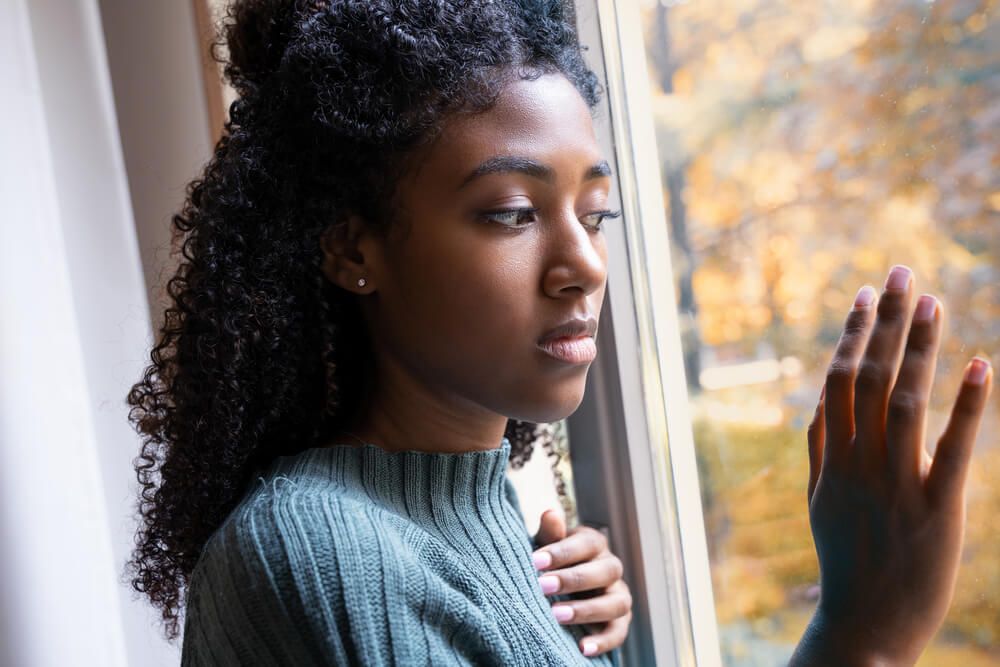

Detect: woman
[126, 0, 993, 665]
[129, 1, 630, 664]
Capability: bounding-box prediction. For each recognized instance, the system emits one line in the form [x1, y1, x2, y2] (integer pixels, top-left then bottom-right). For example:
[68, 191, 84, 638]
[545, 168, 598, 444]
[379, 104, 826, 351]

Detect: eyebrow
[456, 156, 613, 190]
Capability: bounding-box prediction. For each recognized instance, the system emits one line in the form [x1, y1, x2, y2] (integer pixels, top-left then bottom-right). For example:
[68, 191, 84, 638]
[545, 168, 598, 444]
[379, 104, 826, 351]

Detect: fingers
[533, 508, 567, 551]
[885, 294, 942, 488]
[824, 285, 879, 469]
[853, 265, 917, 473]
[807, 384, 825, 505]
[550, 579, 633, 626]
[576, 612, 632, 657]
[533, 525, 607, 571]
[538, 555, 623, 595]
[927, 357, 993, 505]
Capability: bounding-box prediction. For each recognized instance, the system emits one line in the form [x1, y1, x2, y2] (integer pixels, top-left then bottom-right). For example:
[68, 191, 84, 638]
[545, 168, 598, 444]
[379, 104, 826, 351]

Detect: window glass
[637, 1, 999, 664]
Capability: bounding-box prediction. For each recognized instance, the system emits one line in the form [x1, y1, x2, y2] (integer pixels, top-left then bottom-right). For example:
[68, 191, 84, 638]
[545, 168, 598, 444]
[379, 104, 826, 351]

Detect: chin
[506, 379, 588, 424]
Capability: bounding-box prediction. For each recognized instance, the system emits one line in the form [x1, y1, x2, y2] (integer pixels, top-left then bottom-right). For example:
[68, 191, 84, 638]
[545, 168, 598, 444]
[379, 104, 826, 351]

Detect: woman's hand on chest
[530, 509, 632, 658]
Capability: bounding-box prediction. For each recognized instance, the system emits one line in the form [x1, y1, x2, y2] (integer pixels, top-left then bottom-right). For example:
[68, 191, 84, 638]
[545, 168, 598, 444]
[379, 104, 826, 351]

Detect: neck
[338, 349, 509, 454]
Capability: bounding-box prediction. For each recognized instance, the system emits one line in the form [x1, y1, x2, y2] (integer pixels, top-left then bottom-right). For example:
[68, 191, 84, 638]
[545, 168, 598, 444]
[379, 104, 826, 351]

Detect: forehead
[410, 72, 602, 189]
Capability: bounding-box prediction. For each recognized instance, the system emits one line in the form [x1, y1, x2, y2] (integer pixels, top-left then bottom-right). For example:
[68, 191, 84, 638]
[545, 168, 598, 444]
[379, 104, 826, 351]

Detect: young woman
[126, 0, 993, 665]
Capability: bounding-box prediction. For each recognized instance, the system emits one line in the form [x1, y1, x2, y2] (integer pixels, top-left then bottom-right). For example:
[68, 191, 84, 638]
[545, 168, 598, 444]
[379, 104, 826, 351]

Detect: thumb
[534, 508, 567, 548]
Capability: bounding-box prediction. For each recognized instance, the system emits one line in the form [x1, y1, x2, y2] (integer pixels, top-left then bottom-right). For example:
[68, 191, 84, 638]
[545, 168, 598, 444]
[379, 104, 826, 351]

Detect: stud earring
[357, 277, 367, 288]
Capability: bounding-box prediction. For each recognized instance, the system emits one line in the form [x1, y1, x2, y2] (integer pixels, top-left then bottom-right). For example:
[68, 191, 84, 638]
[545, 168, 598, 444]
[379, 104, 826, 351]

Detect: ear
[320, 213, 378, 293]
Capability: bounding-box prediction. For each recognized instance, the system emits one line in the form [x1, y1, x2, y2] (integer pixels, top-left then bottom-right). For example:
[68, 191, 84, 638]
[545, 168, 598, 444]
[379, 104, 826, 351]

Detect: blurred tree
[642, 0, 1000, 660]
[649, 1, 705, 393]
[646, 0, 998, 383]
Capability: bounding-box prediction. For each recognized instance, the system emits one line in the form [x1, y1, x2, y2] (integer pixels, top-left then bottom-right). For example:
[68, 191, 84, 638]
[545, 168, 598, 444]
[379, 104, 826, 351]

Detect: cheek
[386, 235, 535, 374]
[377, 229, 600, 422]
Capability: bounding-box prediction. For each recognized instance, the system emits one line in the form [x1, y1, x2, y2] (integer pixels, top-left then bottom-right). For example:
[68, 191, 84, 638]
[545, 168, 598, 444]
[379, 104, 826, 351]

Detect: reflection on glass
[638, 0, 999, 664]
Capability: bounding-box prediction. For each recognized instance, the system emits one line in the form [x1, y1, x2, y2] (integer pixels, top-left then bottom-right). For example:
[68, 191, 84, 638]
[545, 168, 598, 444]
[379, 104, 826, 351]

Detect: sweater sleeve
[181, 487, 505, 667]
[180, 493, 347, 667]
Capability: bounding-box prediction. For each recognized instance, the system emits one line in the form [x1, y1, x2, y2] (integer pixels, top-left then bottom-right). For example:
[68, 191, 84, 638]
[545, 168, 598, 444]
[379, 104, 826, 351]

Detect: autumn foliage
[643, 0, 1000, 662]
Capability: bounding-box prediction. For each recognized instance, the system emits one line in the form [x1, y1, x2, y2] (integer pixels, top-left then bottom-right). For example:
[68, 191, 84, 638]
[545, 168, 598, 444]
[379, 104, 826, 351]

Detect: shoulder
[182, 479, 385, 665]
[200, 475, 398, 600]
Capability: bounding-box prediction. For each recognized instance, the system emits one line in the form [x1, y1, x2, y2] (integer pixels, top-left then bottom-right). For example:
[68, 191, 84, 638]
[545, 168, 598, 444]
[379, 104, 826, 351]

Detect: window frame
[568, 2, 723, 665]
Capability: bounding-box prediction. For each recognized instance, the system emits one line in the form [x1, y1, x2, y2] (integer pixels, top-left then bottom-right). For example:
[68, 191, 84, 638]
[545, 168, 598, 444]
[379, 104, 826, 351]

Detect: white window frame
[568, 2, 723, 665]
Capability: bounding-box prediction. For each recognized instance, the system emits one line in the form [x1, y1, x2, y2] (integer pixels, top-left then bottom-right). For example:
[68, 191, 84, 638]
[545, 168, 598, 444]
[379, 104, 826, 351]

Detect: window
[569, 0, 999, 665]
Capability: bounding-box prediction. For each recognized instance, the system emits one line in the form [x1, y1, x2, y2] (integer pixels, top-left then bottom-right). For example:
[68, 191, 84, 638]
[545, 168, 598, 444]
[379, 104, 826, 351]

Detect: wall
[0, 0, 203, 663]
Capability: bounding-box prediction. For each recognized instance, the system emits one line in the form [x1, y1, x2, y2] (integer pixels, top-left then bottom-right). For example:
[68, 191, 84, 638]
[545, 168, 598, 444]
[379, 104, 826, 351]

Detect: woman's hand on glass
[531, 509, 633, 657]
[790, 265, 993, 667]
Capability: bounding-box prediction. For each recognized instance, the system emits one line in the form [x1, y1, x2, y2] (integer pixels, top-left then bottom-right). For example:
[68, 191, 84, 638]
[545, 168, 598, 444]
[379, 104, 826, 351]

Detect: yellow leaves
[747, 304, 773, 330]
[965, 12, 989, 34]
[686, 156, 745, 227]
[853, 245, 886, 272]
[695, 417, 817, 623]
[751, 163, 800, 209]
[838, 177, 870, 199]
[693, 264, 773, 344]
[691, 232, 844, 342]
[941, 238, 978, 270]
[939, 24, 965, 45]
[771, 205, 818, 233]
[987, 192, 1000, 212]
[773, 259, 829, 327]
[711, 556, 787, 623]
[693, 265, 738, 303]
[876, 192, 936, 231]
[801, 24, 869, 63]
[946, 446, 1000, 647]
[672, 66, 694, 95]
[808, 250, 838, 275]
[689, 193, 744, 229]
[902, 87, 935, 115]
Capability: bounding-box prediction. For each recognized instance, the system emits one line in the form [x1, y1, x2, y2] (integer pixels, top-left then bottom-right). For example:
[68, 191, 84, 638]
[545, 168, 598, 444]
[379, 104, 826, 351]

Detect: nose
[540, 205, 608, 299]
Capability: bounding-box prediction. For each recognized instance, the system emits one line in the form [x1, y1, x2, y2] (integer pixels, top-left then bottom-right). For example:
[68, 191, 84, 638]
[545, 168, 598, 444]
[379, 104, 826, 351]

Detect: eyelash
[479, 207, 622, 231]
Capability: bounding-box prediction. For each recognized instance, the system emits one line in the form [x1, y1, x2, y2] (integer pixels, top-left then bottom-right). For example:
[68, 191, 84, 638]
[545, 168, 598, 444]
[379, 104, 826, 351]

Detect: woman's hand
[531, 509, 633, 657]
[790, 265, 993, 667]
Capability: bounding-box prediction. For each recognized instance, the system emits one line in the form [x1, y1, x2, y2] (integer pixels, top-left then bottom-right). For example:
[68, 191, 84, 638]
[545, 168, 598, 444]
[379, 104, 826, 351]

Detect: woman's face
[357, 71, 611, 427]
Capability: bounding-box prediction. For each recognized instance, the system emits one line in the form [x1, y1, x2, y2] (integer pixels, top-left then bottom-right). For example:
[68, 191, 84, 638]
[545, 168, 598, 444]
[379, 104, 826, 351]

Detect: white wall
[0, 0, 182, 664]
[97, 0, 214, 325]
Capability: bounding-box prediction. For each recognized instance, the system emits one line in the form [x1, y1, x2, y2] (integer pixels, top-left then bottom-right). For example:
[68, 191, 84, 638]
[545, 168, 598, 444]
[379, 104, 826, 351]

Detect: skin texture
[790, 266, 993, 666]
[321, 71, 631, 655]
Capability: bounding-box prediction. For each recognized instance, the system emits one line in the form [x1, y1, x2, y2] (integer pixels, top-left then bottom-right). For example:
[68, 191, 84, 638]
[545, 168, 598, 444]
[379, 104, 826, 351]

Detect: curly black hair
[125, 0, 603, 641]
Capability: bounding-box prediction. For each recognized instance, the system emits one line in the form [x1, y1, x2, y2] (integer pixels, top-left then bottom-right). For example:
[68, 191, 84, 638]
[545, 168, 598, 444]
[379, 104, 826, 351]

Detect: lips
[537, 316, 598, 364]
[538, 316, 598, 346]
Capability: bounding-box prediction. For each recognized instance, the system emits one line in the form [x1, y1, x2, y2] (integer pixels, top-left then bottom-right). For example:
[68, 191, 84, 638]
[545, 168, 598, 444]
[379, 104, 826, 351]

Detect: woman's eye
[581, 208, 622, 231]
[478, 207, 622, 231]
[479, 207, 539, 228]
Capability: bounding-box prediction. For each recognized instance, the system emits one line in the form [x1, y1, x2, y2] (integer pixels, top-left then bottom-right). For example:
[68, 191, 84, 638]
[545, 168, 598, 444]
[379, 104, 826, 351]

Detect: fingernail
[885, 265, 911, 291]
[552, 605, 574, 622]
[914, 294, 937, 321]
[532, 551, 552, 570]
[538, 575, 560, 594]
[582, 640, 599, 656]
[854, 285, 875, 309]
[966, 358, 990, 385]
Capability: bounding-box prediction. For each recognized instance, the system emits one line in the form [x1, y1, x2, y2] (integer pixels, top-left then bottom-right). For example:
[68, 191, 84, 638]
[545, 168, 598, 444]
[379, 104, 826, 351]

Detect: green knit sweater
[181, 437, 622, 666]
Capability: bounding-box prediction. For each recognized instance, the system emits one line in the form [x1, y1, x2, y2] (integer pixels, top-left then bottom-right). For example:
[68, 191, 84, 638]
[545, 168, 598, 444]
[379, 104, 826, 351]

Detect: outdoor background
[639, 0, 1000, 664]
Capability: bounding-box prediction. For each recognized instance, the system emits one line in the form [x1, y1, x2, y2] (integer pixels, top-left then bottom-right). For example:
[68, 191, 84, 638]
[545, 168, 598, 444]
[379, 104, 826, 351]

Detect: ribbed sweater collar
[259, 437, 519, 544]
[251, 437, 609, 663]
